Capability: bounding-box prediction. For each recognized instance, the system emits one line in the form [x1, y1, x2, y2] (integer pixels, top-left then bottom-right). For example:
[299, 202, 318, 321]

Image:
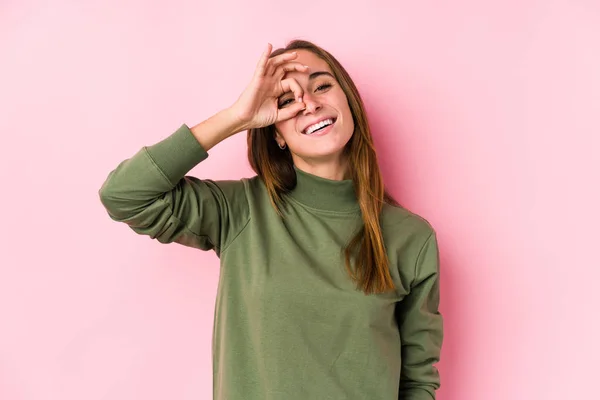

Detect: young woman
[99, 40, 443, 400]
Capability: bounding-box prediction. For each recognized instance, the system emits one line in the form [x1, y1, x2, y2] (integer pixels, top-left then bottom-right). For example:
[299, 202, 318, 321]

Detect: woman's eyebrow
[309, 71, 335, 80]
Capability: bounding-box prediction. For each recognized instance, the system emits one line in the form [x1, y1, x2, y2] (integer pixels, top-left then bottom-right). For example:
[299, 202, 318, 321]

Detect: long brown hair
[247, 40, 399, 295]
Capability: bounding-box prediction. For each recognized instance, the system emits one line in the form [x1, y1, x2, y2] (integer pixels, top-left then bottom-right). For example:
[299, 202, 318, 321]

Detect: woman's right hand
[230, 43, 309, 130]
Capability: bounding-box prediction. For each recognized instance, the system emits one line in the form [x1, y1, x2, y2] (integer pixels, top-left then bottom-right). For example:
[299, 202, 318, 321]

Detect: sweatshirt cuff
[145, 123, 209, 185]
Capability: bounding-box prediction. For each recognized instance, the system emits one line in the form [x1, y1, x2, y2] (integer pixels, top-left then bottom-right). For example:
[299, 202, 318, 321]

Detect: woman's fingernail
[297, 97, 303, 103]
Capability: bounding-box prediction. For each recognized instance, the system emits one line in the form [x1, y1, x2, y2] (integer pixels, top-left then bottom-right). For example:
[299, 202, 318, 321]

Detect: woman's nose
[302, 94, 322, 114]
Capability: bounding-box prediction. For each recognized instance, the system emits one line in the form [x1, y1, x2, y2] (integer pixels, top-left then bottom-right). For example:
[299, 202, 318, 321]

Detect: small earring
[278, 142, 287, 150]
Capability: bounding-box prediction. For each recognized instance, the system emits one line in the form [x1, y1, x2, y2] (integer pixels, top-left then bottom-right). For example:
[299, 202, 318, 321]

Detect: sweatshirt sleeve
[98, 123, 250, 256]
[395, 231, 443, 400]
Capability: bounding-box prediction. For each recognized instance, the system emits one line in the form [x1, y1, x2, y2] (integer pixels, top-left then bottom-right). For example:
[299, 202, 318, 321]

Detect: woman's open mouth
[302, 118, 336, 136]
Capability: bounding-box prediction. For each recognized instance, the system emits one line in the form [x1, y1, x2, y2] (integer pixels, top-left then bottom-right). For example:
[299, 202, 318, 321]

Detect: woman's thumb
[278, 102, 306, 122]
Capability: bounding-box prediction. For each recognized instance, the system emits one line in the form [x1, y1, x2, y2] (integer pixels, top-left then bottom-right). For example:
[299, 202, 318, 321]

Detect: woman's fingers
[274, 62, 309, 79]
[247, 45, 310, 125]
[254, 43, 272, 78]
[266, 51, 299, 75]
[277, 100, 306, 122]
[277, 77, 307, 122]
[280, 77, 304, 103]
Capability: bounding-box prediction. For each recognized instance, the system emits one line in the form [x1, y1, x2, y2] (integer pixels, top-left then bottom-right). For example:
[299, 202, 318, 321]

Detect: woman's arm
[98, 115, 249, 254]
[395, 231, 444, 399]
[98, 43, 309, 254]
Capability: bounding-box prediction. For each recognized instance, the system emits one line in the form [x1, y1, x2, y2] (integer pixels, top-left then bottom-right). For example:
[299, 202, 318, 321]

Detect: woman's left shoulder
[381, 202, 436, 239]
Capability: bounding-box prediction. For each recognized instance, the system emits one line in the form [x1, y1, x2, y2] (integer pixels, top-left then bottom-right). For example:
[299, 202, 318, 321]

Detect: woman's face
[274, 50, 354, 165]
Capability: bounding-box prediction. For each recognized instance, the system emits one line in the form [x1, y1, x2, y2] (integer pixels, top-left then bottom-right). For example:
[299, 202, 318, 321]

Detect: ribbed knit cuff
[145, 123, 209, 185]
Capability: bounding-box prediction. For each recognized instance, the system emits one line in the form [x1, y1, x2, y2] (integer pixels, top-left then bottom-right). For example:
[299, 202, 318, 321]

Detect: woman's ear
[273, 129, 285, 147]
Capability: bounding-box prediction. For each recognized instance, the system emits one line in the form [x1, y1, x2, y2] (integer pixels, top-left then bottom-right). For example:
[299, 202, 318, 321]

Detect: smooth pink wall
[1, 1, 599, 399]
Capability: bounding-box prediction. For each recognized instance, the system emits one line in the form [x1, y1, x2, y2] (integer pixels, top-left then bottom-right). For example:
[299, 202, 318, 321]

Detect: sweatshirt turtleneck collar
[286, 166, 360, 213]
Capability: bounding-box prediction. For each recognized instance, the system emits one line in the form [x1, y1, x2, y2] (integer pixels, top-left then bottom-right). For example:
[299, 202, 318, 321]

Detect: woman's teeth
[305, 118, 334, 135]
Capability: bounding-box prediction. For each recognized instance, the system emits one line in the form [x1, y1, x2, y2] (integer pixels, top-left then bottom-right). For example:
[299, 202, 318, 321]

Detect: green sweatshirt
[99, 123, 443, 400]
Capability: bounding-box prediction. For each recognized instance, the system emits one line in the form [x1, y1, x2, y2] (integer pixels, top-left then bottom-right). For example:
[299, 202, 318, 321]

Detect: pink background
[1, 1, 599, 399]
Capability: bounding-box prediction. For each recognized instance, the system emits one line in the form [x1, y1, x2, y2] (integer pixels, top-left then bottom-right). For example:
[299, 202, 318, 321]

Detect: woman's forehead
[282, 49, 333, 80]
[287, 49, 331, 71]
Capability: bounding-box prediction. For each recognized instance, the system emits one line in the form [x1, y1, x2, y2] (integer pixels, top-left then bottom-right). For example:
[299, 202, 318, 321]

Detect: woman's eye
[278, 98, 293, 108]
[316, 83, 332, 92]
